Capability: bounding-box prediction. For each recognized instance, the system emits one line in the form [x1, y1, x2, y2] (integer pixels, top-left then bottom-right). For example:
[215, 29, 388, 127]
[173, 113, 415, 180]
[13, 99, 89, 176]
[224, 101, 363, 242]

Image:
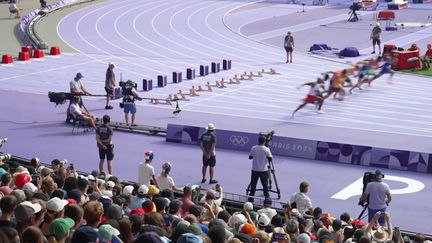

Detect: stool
[173, 72, 182, 83]
[33, 49, 44, 58]
[2, 54, 13, 64]
[158, 75, 167, 87]
[222, 59, 231, 70]
[211, 62, 220, 73]
[143, 79, 153, 91]
[50, 46, 61, 55]
[18, 51, 30, 61]
[200, 65, 209, 76]
[186, 68, 195, 80]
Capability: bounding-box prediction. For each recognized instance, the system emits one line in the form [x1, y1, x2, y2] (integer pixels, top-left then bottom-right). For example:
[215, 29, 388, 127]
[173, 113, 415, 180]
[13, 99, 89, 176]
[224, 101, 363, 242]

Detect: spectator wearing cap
[14, 172, 31, 189]
[290, 181, 314, 216]
[360, 170, 391, 225]
[138, 151, 159, 188]
[257, 197, 277, 220]
[248, 135, 273, 202]
[102, 180, 115, 197]
[179, 186, 195, 217]
[257, 213, 271, 231]
[200, 123, 218, 184]
[22, 226, 45, 243]
[141, 200, 156, 215]
[157, 162, 182, 192]
[298, 232, 311, 243]
[15, 201, 42, 236]
[129, 184, 149, 209]
[70, 72, 91, 104]
[41, 197, 69, 236]
[51, 159, 66, 171]
[177, 232, 204, 243]
[48, 217, 75, 243]
[32, 199, 47, 228]
[104, 62, 116, 109]
[0, 195, 18, 228]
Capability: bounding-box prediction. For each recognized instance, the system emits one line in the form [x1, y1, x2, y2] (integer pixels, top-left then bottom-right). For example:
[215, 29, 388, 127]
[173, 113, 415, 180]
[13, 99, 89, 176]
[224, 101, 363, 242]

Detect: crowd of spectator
[0, 155, 430, 243]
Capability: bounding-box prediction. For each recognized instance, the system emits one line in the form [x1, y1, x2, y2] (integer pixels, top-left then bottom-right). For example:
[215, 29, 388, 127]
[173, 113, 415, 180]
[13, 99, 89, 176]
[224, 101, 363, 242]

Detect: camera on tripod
[259, 130, 275, 147]
[358, 171, 383, 206]
[349, 2, 361, 12]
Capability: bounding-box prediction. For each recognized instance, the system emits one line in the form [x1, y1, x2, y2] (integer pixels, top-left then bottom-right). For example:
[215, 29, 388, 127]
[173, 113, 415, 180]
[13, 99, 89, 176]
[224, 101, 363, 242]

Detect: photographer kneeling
[247, 135, 273, 202]
[120, 80, 142, 126]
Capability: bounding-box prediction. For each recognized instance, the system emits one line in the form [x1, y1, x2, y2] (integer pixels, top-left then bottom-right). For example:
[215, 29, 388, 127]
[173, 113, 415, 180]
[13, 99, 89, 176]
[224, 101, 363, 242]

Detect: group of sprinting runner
[292, 55, 396, 117]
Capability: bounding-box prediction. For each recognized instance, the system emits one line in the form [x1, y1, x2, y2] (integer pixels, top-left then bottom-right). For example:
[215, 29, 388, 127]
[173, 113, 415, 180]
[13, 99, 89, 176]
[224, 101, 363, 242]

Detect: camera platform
[108, 121, 166, 136]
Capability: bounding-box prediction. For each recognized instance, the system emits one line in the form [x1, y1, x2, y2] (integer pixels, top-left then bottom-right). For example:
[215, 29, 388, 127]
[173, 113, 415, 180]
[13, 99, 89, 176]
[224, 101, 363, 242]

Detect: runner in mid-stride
[292, 78, 325, 117]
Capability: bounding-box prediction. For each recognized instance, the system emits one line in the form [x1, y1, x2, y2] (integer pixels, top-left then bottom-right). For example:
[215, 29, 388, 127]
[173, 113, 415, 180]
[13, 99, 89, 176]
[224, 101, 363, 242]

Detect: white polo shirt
[249, 145, 272, 172]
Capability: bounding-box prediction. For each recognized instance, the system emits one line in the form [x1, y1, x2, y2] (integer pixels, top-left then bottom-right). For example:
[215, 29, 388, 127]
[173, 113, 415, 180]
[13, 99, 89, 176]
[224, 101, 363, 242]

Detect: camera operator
[247, 135, 273, 202]
[121, 80, 141, 126]
[96, 115, 114, 175]
[360, 170, 392, 225]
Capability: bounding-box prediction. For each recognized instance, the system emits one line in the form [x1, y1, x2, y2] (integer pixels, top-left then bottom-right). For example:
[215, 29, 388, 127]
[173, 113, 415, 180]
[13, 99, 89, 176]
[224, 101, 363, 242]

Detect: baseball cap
[11, 189, 26, 202]
[147, 185, 160, 196]
[243, 202, 253, 211]
[71, 225, 98, 243]
[122, 185, 134, 196]
[75, 73, 83, 79]
[257, 213, 271, 227]
[129, 208, 145, 217]
[375, 170, 384, 176]
[144, 151, 154, 161]
[177, 233, 203, 243]
[67, 189, 83, 204]
[41, 167, 53, 177]
[15, 173, 31, 188]
[98, 196, 113, 210]
[49, 217, 75, 239]
[106, 204, 123, 220]
[142, 200, 156, 214]
[98, 224, 120, 242]
[138, 185, 149, 195]
[206, 123, 216, 131]
[22, 182, 38, 193]
[15, 201, 42, 221]
[47, 197, 69, 212]
[240, 223, 256, 236]
[298, 233, 311, 243]
[105, 181, 115, 188]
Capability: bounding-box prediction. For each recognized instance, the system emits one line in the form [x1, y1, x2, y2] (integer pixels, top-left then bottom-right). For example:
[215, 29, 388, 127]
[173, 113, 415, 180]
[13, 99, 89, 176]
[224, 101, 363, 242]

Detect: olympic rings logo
[229, 135, 249, 146]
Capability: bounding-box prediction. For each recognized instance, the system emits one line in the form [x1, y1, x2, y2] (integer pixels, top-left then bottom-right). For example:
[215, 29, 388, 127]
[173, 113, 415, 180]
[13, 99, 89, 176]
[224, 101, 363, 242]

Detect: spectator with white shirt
[257, 197, 277, 220]
[138, 151, 158, 188]
[290, 181, 313, 216]
[156, 162, 182, 192]
[68, 96, 97, 129]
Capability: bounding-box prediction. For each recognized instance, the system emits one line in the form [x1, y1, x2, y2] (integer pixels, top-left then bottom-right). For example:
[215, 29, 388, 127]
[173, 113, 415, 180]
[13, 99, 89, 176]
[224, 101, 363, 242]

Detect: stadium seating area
[0, 153, 430, 243]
